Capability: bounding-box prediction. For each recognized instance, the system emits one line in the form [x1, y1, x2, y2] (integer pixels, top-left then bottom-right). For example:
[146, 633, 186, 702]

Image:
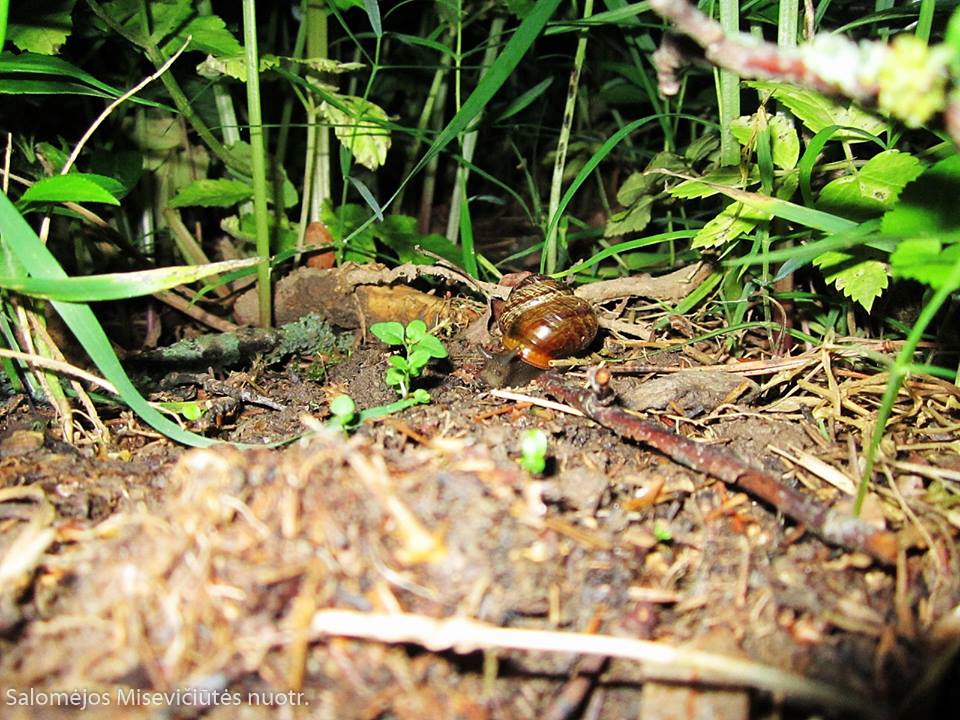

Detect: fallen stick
[535, 370, 899, 565]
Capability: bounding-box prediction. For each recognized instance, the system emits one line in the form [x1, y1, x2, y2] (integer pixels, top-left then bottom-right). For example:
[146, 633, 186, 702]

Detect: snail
[482, 274, 598, 386]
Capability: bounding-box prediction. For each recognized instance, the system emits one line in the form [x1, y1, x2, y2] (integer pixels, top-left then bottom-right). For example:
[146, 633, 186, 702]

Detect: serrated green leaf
[746, 81, 886, 142]
[7, 0, 76, 54]
[684, 132, 720, 164]
[692, 202, 770, 249]
[370, 321, 405, 345]
[813, 250, 888, 311]
[19, 174, 121, 206]
[889, 238, 960, 289]
[882, 155, 960, 237]
[616, 152, 685, 204]
[144, 0, 194, 46]
[169, 179, 252, 208]
[320, 96, 391, 171]
[616, 172, 650, 206]
[670, 168, 750, 199]
[605, 197, 653, 237]
[818, 150, 923, 221]
[163, 14, 243, 56]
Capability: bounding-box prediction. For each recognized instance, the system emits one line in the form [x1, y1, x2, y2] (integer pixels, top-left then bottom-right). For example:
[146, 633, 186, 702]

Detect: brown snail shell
[497, 275, 598, 369]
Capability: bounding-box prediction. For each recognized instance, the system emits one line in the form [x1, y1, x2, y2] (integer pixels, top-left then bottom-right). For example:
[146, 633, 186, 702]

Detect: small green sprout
[369, 319, 448, 399]
[327, 393, 358, 431]
[653, 521, 673, 543]
[325, 391, 433, 433]
[519, 428, 549, 475]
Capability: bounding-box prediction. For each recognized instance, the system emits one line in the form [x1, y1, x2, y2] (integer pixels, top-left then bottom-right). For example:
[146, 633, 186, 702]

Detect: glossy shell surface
[497, 275, 598, 368]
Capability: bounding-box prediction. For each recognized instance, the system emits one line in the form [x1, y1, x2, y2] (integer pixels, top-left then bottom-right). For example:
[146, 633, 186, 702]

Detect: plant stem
[717, 0, 741, 167]
[543, 0, 592, 276]
[0, 0, 8, 50]
[86, 0, 248, 176]
[855, 256, 960, 514]
[915, 0, 935, 43]
[306, 0, 332, 225]
[777, 0, 799, 47]
[242, 0, 272, 327]
[446, 15, 505, 272]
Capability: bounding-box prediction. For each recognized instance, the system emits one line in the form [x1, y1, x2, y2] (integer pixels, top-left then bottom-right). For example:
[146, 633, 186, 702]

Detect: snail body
[497, 275, 598, 369]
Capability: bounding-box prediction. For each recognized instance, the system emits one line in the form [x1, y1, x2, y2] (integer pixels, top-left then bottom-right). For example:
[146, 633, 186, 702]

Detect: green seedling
[369, 319, 448, 399]
[326, 391, 434, 433]
[653, 521, 673, 543]
[519, 428, 548, 475]
[327, 394, 359, 432]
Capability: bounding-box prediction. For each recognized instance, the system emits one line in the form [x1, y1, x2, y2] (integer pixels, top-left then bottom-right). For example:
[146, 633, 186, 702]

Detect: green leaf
[320, 96, 391, 171]
[375, 214, 461, 266]
[321, 203, 377, 263]
[411, 388, 431, 404]
[813, 250, 889, 311]
[384, 367, 406, 388]
[370, 321, 405, 345]
[388, 355, 409, 370]
[616, 152, 686, 204]
[495, 77, 553, 122]
[670, 168, 751, 200]
[157, 400, 204, 422]
[163, 14, 243, 56]
[889, 238, 960, 289]
[519, 428, 548, 474]
[19, 174, 122, 206]
[169, 179, 253, 208]
[404, 319, 427, 343]
[731, 113, 800, 172]
[746, 81, 886, 142]
[7, 0, 76, 54]
[414, 334, 448, 359]
[769, 114, 800, 171]
[605, 198, 654, 237]
[89, 150, 144, 198]
[407, 349, 431, 374]
[0, 52, 165, 108]
[0, 186, 217, 447]
[223, 141, 298, 208]
[692, 202, 771, 249]
[0, 258, 260, 301]
[882, 155, 960, 237]
[818, 150, 922, 221]
[329, 394, 357, 419]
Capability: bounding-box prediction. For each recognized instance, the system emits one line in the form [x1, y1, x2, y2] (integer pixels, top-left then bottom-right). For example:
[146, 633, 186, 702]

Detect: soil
[0, 298, 958, 720]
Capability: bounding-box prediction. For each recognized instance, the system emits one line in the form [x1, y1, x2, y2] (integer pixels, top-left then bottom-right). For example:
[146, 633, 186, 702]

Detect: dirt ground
[0, 286, 959, 720]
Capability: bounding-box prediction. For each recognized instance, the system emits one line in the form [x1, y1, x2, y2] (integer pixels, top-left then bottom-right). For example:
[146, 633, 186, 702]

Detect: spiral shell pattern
[498, 275, 598, 369]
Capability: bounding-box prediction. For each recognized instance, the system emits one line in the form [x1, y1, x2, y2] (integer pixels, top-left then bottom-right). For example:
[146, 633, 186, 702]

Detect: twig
[62, 38, 192, 176]
[299, 609, 886, 718]
[0, 348, 119, 395]
[535, 370, 899, 565]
